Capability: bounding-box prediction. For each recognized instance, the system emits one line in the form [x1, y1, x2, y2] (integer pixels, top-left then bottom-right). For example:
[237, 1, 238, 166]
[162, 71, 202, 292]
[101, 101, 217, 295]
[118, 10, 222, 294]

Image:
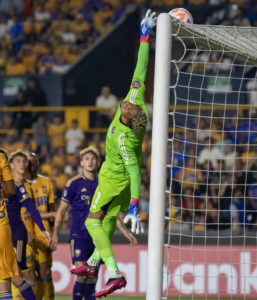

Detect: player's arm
[41, 180, 56, 220]
[0, 154, 16, 196]
[118, 134, 143, 234]
[124, 9, 156, 107]
[18, 185, 51, 243]
[117, 212, 138, 245]
[52, 200, 70, 250]
[22, 198, 51, 243]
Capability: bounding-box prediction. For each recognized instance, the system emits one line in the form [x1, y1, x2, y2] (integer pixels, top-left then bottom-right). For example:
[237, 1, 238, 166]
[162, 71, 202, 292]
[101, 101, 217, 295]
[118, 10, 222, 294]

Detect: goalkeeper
[71, 9, 156, 297]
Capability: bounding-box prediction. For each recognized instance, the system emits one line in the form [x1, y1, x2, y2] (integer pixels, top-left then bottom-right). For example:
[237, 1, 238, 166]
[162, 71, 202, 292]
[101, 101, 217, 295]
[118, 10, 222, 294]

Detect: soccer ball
[169, 8, 193, 24]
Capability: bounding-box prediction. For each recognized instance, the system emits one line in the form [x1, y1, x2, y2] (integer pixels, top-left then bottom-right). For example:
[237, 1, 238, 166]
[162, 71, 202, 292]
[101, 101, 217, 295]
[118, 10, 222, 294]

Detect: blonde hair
[9, 150, 29, 163]
[79, 147, 99, 161]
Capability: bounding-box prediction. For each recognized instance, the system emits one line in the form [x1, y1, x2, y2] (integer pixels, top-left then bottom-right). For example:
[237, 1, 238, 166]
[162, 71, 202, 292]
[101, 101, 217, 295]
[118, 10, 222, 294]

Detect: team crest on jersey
[132, 81, 141, 89]
[75, 249, 81, 257]
[111, 126, 116, 134]
[19, 186, 25, 194]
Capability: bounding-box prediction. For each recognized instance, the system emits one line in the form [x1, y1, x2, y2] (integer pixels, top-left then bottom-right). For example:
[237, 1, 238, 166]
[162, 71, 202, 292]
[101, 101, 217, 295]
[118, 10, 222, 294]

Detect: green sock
[87, 216, 117, 267]
[86, 217, 121, 278]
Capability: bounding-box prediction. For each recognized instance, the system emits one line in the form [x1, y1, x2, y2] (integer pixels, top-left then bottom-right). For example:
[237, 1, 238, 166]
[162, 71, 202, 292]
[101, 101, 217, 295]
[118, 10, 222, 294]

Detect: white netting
[165, 19, 257, 299]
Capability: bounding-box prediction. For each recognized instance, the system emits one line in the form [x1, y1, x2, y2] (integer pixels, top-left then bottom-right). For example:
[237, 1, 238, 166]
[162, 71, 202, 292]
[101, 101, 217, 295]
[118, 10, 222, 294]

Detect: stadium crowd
[0, 0, 130, 75]
[0, 0, 256, 75]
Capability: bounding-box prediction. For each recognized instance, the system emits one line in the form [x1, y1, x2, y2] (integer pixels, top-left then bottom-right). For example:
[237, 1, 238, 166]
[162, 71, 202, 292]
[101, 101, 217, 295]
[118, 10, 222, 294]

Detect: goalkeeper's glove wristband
[140, 9, 157, 43]
[124, 198, 144, 234]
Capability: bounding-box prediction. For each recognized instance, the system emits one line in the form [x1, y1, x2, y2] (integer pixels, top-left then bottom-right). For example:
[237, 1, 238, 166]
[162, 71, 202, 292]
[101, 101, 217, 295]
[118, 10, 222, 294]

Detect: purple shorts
[70, 235, 95, 264]
[12, 226, 28, 271]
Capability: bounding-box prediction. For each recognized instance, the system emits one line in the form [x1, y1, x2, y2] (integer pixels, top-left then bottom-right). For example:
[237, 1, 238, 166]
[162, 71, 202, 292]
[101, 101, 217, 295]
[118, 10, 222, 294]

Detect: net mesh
[165, 19, 257, 299]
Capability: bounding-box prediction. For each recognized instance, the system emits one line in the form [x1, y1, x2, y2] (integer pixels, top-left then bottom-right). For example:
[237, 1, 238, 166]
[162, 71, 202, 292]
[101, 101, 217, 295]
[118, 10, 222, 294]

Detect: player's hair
[80, 147, 99, 161]
[9, 150, 29, 163]
[0, 148, 9, 160]
[131, 110, 148, 131]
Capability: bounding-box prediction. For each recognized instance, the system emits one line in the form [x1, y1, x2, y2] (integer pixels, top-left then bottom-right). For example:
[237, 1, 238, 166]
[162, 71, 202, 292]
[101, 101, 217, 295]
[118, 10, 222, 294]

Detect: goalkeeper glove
[124, 198, 144, 234]
[140, 9, 157, 42]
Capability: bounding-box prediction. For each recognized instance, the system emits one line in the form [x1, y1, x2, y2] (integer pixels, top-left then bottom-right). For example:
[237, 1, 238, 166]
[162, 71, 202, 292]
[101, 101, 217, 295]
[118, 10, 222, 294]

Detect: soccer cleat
[95, 276, 127, 298]
[70, 263, 98, 277]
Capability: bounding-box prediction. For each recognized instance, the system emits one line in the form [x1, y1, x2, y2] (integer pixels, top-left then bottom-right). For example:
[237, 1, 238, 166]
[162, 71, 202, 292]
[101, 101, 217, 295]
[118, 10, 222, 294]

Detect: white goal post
[147, 13, 257, 300]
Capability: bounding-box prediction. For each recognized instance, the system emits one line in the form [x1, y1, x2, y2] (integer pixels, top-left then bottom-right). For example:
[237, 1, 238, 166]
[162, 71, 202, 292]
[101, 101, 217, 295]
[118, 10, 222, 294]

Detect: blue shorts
[12, 227, 28, 271]
[70, 235, 95, 264]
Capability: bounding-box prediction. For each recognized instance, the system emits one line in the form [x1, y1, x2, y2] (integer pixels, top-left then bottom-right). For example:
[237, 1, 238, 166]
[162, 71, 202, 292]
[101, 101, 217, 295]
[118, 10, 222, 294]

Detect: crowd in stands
[0, 0, 255, 75]
[0, 0, 130, 75]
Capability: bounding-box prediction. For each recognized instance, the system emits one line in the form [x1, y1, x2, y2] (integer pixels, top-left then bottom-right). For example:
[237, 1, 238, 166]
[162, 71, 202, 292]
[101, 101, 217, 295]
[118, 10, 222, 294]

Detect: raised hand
[140, 9, 157, 40]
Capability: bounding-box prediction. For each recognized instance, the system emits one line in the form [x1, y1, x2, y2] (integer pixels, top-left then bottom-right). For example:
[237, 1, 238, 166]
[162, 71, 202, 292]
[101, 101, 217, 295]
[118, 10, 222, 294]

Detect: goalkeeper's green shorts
[90, 173, 130, 217]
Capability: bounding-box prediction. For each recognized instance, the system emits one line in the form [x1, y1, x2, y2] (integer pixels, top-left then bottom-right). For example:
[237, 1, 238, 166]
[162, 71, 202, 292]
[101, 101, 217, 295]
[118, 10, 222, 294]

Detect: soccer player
[52, 147, 137, 300]
[71, 9, 156, 297]
[23, 153, 56, 300]
[0, 149, 34, 300]
[7, 151, 51, 273]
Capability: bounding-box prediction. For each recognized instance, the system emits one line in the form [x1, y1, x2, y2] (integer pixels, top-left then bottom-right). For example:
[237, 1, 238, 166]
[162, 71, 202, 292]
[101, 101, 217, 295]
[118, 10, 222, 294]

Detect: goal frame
[147, 13, 171, 300]
[147, 12, 257, 300]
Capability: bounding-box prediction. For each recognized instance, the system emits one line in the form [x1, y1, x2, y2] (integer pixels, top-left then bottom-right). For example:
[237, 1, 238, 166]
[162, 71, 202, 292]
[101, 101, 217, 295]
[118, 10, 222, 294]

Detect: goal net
[147, 14, 257, 300]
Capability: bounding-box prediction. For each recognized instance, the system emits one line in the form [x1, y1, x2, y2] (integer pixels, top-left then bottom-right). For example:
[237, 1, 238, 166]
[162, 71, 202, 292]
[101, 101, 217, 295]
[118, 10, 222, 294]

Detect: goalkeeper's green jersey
[100, 41, 149, 199]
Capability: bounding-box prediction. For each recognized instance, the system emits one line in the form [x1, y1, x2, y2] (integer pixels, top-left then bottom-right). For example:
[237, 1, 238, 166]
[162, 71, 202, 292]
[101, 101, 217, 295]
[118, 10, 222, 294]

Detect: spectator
[8, 89, 31, 130]
[20, 45, 37, 74]
[87, 132, 105, 159]
[9, 15, 23, 53]
[65, 119, 85, 154]
[52, 55, 71, 74]
[70, 13, 89, 44]
[198, 137, 224, 170]
[224, 144, 237, 170]
[34, 3, 51, 26]
[246, 72, 257, 115]
[230, 188, 252, 233]
[32, 114, 49, 150]
[25, 76, 47, 106]
[59, 23, 76, 43]
[95, 86, 118, 127]
[41, 48, 58, 74]
[5, 55, 26, 75]
[48, 114, 66, 150]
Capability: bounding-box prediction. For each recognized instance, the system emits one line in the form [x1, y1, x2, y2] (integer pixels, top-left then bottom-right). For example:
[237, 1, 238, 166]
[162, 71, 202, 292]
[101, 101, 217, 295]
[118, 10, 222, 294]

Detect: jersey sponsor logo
[81, 188, 87, 192]
[35, 196, 48, 207]
[132, 81, 141, 89]
[63, 188, 67, 197]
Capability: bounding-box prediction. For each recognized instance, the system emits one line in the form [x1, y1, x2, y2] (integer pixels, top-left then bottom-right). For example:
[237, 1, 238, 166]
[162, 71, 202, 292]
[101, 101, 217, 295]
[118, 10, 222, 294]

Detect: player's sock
[84, 283, 96, 300]
[86, 218, 122, 279]
[17, 279, 36, 300]
[42, 276, 55, 300]
[87, 249, 101, 267]
[11, 283, 22, 299]
[87, 215, 117, 268]
[73, 275, 86, 300]
[34, 278, 44, 300]
[0, 291, 12, 299]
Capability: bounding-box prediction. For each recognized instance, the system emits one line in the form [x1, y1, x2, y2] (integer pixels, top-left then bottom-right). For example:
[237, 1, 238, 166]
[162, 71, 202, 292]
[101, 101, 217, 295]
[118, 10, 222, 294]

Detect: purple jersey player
[6, 181, 48, 270]
[52, 147, 137, 300]
[8, 151, 51, 271]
